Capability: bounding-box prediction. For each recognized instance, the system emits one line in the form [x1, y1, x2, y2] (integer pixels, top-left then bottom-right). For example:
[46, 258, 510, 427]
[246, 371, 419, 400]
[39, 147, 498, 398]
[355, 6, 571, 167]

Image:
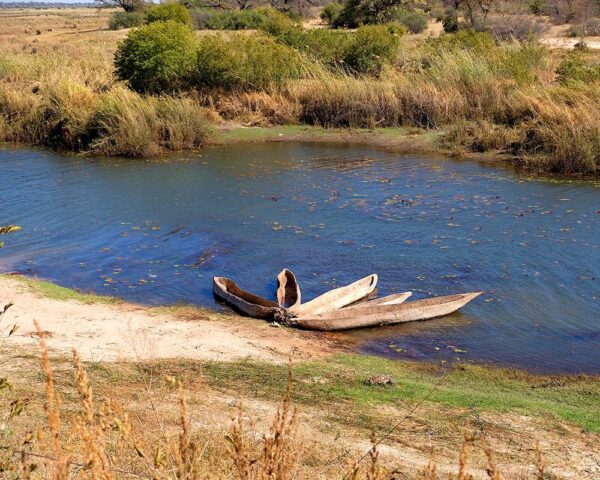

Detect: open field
[0, 7, 599, 173]
[0, 275, 599, 478]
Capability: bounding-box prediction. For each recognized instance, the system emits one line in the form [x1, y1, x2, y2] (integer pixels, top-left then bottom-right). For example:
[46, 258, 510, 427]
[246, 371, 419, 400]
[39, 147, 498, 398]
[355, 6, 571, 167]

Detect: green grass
[3, 274, 121, 305]
[220, 125, 440, 150]
[178, 354, 600, 433]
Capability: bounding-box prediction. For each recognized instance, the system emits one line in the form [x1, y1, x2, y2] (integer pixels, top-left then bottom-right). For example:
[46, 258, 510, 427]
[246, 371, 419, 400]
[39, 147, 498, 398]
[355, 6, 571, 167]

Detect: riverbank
[1, 275, 598, 478]
[0, 8, 599, 175]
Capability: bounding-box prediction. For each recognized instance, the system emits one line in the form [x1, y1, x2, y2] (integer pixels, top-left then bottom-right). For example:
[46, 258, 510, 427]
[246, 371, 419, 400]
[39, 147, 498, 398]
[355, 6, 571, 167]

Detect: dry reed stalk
[34, 319, 71, 479]
[72, 349, 113, 480]
[483, 444, 501, 480]
[174, 381, 199, 479]
[423, 447, 438, 480]
[535, 441, 545, 480]
[457, 436, 474, 480]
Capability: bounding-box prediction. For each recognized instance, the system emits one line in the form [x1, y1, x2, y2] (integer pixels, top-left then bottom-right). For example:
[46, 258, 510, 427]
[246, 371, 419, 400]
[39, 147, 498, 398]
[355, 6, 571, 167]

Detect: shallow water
[1, 142, 599, 373]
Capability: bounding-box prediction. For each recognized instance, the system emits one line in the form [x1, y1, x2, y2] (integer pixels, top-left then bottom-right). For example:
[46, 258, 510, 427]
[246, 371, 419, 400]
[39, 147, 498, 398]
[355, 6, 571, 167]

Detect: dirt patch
[0, 275, 334, 363]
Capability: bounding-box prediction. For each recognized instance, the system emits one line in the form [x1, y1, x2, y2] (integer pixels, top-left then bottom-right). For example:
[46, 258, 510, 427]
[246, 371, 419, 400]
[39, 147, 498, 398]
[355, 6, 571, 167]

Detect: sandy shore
[0, 275, 333, 363]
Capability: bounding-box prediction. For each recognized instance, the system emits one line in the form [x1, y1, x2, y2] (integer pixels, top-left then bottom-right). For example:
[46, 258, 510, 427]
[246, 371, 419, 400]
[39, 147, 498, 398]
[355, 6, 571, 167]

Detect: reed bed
[0, 26, 599, 173]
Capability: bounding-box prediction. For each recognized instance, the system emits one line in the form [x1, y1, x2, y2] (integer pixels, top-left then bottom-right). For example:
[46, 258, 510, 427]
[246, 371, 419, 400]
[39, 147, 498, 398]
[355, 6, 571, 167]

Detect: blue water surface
[1, 142, 599, 373]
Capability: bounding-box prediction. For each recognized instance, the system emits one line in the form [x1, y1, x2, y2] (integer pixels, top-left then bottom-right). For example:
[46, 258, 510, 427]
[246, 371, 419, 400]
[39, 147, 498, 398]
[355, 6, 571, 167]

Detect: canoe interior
[277, 269, 301, 309]
[214, 277, 280, 308]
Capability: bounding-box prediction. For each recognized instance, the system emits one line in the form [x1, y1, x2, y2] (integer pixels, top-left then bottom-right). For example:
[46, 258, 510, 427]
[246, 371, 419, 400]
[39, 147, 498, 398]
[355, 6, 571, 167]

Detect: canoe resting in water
[291, 292, 483, 331]
[288, 274, 378, 316]
[276, 269, 301, 310]
[344, 291, 412, 309]
[213, 276, 288, 321]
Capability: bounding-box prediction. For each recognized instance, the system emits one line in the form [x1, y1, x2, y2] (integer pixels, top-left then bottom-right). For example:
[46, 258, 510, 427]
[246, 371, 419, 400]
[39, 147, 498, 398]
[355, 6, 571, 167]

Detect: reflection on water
[1, 142, 599, 373]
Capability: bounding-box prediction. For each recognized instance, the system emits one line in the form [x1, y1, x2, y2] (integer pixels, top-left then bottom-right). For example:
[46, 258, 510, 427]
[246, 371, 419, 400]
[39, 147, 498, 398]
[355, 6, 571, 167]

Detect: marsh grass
[0, 17, 599, 172]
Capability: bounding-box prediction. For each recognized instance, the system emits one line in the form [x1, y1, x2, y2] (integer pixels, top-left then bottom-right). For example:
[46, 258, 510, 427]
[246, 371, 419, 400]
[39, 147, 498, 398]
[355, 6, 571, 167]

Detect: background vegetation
[1, 0, 600, 173]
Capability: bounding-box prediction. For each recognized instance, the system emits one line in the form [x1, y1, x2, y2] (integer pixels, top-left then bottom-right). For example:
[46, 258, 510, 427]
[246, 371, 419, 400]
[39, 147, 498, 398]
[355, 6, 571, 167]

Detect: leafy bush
[194, 33, 307, 90]
[426, 30, 494, 52]
[109, 10, 144, 30]
[320, 2, 344, 24]
[115, 21, 197, 93]
[396, 11, 427, 33]
[344, 24, 401, 74]
[145, 3, 192, 25]
[192, 7, 280, 30]
[333, 0, 403, 27]
[556, 54, 600, 85]
[442, 13, 459, 33]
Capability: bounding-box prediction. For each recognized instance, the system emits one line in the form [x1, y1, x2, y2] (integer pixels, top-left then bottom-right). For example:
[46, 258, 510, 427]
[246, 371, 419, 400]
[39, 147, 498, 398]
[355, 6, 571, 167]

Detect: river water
[1, 142, 598, 373]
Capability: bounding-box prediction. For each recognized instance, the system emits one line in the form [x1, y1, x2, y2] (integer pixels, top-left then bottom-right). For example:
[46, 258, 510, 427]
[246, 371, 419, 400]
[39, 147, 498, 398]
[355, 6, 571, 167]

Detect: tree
[96, 0, 144, 13]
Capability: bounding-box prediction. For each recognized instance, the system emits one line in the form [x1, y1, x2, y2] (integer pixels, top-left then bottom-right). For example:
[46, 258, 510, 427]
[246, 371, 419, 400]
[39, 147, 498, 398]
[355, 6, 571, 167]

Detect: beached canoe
[345, 291, 412, 309]
[289, 274, 378, 316]
[276, 269, 301, 309]
[213, 276, 288, 321]
[291, 292, 482, 331]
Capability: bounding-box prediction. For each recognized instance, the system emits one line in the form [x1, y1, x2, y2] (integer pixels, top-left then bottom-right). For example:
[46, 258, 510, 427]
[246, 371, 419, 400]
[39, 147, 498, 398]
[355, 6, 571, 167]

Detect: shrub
[192, 7, 279, 30]
[426, 30, 494, 52]
[115, 21, 197, 93]
[344, 24, 401, 74]
[333, 0, 403, 27]
[396, 11, 428, 33]
[194, 33, 308, 90]
[442, 13, 459, 33]
[259, 9, 302, 38]
[320, 2, 344, 24]
[109, 10, 144, 30]
[556, 54, 600, 85]
[144, 3, 192, 25]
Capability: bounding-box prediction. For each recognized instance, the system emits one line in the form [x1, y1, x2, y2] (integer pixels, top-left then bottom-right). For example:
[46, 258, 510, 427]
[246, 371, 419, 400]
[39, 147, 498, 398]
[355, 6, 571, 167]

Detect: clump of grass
[4, 274, 121, 305]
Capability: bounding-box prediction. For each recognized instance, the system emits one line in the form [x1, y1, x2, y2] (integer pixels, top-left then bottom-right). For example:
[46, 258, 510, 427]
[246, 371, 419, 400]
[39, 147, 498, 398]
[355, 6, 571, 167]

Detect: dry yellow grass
[0, 336, 561, 480]
[0, 7, 598, 172]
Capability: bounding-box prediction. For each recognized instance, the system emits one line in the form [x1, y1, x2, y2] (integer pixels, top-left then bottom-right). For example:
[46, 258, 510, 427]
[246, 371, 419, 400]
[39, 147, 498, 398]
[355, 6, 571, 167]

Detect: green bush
[320, 2, 344, 24]
[192, 7, 279, 30]
[396, 11, 427, 33]
[556, 54, 600, 85]
[442, 13, 459, 33]
[194, 33, 307, 90]
[426, 30, 494, 52]
[109, 10, 144, 30]
[145, 3, 192, 25]
[344, 24, 401, 74]
[115, 21, 197, 93]
[333, 0, 403, 27]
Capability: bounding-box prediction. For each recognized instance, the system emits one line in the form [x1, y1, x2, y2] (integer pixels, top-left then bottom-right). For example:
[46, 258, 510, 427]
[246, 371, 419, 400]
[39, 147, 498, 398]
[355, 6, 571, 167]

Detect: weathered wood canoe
[345, 291, 412, 309]
[291, 292, 482, 331]
[213, 276, 288, 321]
[289, 274, 378, 316]
[276, 269, 301, 309]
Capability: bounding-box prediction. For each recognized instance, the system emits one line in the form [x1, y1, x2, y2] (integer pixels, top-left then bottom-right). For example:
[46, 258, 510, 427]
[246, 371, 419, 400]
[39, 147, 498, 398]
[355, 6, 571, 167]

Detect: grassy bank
[0, 9, 599, 174]
[1, 275, 599, 478]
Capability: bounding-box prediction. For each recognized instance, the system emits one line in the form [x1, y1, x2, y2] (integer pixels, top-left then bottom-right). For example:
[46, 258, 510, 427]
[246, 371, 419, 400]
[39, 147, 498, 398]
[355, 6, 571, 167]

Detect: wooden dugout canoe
[289, 274, 378, 316]
[276, 269, 301, 309]
[291, 291, 483, 331]
[213, 276, 288, 321]
[346, 291, 412, 309]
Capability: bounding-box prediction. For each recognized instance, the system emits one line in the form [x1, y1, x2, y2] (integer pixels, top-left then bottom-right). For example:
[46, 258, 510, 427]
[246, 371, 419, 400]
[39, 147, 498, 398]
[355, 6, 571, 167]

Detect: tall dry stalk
[72, 349, 113, 480]
[35, 319, 71, 480]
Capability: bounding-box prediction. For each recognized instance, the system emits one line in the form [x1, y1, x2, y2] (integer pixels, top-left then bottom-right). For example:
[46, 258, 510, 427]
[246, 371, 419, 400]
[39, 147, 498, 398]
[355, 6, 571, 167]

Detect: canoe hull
[290, 274, 378, 316]
[213, 276, 287, 321]
[276, 269, 301, 310]
[293, 292, 482, 331]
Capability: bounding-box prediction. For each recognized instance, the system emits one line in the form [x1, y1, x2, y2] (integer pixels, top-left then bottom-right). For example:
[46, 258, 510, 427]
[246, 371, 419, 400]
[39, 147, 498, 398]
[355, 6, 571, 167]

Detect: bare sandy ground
[0, 276, 332, 363]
